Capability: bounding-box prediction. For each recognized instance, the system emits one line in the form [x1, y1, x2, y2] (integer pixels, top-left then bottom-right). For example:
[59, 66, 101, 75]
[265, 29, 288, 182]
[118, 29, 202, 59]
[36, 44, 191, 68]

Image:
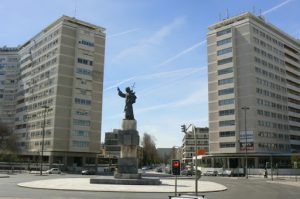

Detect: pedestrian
[264, 168, 268, 178]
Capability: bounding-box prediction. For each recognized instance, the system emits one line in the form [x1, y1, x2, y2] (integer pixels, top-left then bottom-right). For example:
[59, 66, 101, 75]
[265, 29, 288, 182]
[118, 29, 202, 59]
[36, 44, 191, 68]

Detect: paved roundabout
[18, 178, 227, 193]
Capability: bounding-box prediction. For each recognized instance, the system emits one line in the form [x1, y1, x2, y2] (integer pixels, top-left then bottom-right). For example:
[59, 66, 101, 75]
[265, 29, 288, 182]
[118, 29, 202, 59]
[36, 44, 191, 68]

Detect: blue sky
[1, 0, 300, 147]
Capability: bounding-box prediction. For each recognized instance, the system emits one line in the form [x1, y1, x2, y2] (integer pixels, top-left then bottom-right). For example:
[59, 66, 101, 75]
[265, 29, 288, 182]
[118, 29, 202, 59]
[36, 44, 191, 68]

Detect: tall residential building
[207, 12, 300, 164]
[0, 47, 18, 129]
[14, 16, 105, 168]
[182, 127, 209, 164]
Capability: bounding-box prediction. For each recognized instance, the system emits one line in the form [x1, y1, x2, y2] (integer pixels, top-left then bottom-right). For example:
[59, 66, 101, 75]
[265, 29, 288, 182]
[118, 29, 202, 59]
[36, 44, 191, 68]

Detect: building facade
[104, 129, 121, 158]
[181, 127, 209, 164]
[2, 16, 106, 169]
[207, 12, 300, 167]
[0, 47, 18, 129]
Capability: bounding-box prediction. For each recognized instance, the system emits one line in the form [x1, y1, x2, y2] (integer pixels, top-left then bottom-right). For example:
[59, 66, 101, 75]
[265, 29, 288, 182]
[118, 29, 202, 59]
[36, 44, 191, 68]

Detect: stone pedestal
[91, 119, 161, 185]
[114, 119, 140, 179]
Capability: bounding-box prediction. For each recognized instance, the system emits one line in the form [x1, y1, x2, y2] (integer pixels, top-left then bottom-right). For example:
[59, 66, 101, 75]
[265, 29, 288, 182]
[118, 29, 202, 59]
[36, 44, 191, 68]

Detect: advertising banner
[239, 131, 254, 151]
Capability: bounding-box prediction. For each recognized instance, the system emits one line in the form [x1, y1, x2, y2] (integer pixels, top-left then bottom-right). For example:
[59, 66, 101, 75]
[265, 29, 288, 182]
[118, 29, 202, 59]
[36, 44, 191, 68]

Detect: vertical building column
[255, 157, 259, 168]
[48, 154, 53, 168]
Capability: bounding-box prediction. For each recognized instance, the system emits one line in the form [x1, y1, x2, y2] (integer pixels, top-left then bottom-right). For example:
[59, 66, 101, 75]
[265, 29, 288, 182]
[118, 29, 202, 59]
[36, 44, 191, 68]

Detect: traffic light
[172, 159, 181, 175]
[181, 124, 186, 133]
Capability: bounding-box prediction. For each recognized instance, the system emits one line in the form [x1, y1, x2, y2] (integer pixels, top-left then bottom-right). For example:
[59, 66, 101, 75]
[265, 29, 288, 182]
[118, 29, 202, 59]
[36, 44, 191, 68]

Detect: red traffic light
[172, 160, 181, 175]
[172, 160, 180, 167]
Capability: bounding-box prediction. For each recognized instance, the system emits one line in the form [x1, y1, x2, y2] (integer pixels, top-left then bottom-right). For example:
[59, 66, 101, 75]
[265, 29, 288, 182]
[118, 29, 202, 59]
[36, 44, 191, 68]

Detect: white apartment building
[207, 12, 300, 168]
[12, 16, 105, 169]
[0, 47, 18, 129]
[182, 127, 209, 164]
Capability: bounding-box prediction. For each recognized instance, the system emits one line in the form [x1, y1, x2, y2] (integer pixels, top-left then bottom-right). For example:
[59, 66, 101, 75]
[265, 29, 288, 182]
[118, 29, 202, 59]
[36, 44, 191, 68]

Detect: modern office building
[9, 16, 106, 169]
[207, 12, 300, 167]
[0, 47, 18, 129]
[181, 127, 209, 164]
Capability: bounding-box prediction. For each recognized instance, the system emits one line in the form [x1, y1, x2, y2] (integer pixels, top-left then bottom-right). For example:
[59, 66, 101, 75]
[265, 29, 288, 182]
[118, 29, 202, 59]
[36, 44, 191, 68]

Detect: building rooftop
[208, 12, 300, 47]
[20, 15, 106, 49]
[0, 46, 19, 52]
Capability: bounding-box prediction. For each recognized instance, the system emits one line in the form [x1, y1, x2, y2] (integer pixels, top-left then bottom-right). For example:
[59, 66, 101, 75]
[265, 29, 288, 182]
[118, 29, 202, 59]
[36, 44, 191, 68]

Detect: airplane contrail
[262, 0, 293, 15]
[107, 28, 139, 39]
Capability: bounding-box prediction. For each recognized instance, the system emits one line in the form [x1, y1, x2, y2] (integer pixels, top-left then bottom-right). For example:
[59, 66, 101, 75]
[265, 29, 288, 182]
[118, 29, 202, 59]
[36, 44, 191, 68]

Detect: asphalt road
[1, 173, 299, 199]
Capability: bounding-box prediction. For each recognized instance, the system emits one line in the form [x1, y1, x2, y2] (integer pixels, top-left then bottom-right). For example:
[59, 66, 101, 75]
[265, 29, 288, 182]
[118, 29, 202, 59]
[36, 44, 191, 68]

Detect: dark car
[81, 169, 96, 175]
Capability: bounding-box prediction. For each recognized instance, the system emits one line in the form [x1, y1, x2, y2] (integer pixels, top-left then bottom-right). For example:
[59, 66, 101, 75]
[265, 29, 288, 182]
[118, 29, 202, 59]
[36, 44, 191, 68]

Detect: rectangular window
[217, 28, 231, 36]
[219, 109, 235, 116]
[220, 142, 235, 148]
[217, 38, 232, 46]
[218, 57, 233, 65]
[74, 98, 91, 105]
[219, 120, 235, 126]
[218, 67, 233, 75]
[220, 131, 235, 137]
[79, 40, 94, 47]
[218, 88, 234, 96]
[73, 119, 91, 126]
[73, 130, 90, 137]
[218, 77, 233, 85]
[72, 140, 89, 148]
[219, 98, 234, 106]
[217, 47, 232, 56]
[78, 58, 93, 66]
[76, 68, 92, 76]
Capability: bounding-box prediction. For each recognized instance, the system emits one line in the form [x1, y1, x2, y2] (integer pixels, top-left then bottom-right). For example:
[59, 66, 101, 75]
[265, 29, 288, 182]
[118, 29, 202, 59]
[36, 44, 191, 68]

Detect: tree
[0, 122, 19, 162]
[141, 133, 160, 166]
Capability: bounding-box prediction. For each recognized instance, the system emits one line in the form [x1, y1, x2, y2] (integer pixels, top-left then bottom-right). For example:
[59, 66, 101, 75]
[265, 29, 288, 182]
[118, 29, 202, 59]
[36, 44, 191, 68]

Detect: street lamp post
[181, 124, 198, 196]
[241, 106, 250, 179]
[40, 105, 49, 176]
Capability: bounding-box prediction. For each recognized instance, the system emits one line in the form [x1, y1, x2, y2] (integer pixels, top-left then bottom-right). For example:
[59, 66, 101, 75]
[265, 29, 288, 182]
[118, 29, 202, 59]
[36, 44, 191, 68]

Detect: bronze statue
[117, 86, 137, 120]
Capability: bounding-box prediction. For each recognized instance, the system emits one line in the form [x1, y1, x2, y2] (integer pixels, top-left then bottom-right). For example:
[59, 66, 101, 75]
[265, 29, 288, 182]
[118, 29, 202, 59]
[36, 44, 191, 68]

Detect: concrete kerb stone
[0, 174, 9, 178]
[18, 178, 227, 193]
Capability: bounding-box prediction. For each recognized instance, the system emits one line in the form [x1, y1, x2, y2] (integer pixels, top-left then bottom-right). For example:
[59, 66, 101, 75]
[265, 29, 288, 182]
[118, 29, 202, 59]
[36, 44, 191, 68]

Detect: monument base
[90, 177, 161, 185]
[114, 173, 141, 179]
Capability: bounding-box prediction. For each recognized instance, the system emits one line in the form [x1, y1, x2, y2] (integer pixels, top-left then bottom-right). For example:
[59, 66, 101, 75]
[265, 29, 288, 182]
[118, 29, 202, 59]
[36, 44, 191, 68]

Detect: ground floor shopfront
[198, 153, 300, 169]
[193, 153, 300, 176]
[19, 151, 98, 172]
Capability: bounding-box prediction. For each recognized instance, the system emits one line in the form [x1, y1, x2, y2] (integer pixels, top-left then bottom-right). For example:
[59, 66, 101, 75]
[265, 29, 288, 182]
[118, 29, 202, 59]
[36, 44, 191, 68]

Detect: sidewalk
[18, 177, 227, 193]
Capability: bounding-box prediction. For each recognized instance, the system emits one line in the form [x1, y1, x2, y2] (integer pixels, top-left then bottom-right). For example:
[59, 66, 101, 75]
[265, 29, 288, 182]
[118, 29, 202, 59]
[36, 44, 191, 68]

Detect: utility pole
[241, 106, 250, 179]
[181, 124, 198, 196]
[40, 105, 49, 176]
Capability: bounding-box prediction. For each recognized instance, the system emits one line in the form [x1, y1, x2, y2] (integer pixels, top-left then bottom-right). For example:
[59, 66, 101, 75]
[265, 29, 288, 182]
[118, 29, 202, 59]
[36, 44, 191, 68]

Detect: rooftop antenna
[252, 6, 256, 15]
[218, 13, 222, 21]
[74, 0, 77, 18]
[259, 9, 262, 16]
[226, 8, 229, 19]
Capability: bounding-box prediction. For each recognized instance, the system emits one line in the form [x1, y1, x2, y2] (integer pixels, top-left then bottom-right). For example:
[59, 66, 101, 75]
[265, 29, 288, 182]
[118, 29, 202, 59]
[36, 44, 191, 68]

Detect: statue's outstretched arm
[117, 87, 126, 98]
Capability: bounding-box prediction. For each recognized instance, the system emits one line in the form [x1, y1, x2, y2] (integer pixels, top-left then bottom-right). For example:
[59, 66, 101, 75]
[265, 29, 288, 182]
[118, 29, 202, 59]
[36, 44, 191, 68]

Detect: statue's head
[126, 87, 131, 93]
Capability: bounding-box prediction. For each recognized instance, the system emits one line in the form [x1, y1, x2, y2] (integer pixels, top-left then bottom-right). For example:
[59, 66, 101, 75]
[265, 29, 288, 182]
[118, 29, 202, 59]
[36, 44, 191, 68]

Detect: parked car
[181, 169, 193, 176]
[46, 168, 61, 174]
[155, 167, 163, 172]
[221, 170, 232, 176]
[81, 169, 96, 175]
[204, 170, 218, 176]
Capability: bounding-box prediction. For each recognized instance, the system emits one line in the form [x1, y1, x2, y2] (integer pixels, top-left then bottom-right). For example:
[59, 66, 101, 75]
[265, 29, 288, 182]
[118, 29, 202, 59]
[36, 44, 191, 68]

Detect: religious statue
[117, 86, 137, 120]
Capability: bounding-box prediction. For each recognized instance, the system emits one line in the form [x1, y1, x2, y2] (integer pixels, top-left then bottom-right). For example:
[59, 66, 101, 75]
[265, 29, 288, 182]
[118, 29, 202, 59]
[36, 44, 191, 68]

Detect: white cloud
[114, 16, 186, 61]
[139, 67, 206, 97]
[104, 67, 204, 92]
[153, 40, 206, 68]
[262, 0, 293, 15]
[136, 89, 207, 114]
[107, 28, 140, 39]
[104, 77, 136, 92]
